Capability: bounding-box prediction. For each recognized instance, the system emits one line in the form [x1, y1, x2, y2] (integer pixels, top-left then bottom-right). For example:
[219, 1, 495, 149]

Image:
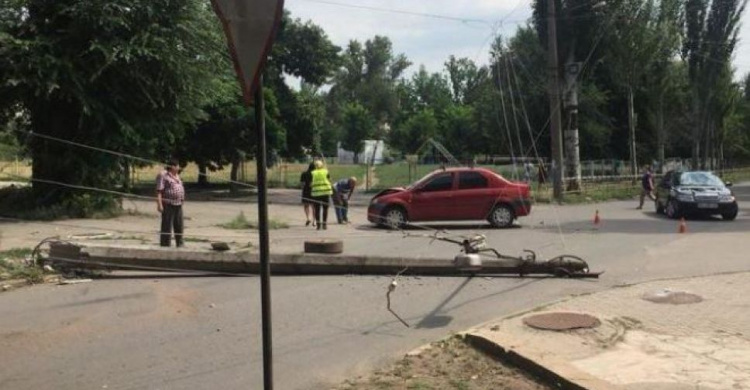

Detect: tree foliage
[340, 102, 374, 163]
[1, 0, 224, 209]
[3, 0, 750, 216]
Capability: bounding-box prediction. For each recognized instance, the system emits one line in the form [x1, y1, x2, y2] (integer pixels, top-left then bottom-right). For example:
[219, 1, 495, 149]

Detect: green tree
[444, 56, 489, 105]
[399, 66, 454, 121]
[179, 10, 339, 182]
[295, 82, 327, 156]
[181, 86, 284, 190]
[328, 36, 411, 146]
[684, 0, 748, 168]
[736, 74, 750, 161]
[604, 0, 664, 175]
[389, 109, 439, 155]
[267, 12, 340, 159]
[0, 0, 223, 212]
[340, 103, 375, 163]
[441, 105, 479, 159]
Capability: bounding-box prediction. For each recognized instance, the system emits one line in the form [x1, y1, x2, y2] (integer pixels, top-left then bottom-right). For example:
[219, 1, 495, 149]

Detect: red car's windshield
[406, 172, 440, 190]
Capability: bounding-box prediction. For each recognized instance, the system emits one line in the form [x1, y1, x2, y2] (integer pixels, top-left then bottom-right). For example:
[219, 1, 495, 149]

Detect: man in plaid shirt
[156, 159, 185, 247]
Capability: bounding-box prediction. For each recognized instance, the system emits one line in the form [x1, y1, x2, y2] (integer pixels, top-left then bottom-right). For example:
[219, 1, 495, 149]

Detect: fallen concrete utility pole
[45, 242, 601, 278]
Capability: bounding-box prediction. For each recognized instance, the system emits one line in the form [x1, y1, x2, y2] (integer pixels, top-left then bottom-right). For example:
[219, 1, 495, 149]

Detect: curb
[1, 278, 29, 292]
[465, 333, 589, 390]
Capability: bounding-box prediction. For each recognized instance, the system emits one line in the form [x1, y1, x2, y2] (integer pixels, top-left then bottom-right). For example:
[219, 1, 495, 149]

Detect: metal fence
[3, 157, 748, 200]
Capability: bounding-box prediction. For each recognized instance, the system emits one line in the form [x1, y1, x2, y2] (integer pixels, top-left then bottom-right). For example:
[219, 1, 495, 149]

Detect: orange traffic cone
[593, 210, 601, 225]
[678, 217, 687, 234]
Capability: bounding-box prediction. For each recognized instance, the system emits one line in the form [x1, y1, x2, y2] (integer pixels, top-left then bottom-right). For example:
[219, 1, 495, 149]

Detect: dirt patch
[334, 335, 552, 390]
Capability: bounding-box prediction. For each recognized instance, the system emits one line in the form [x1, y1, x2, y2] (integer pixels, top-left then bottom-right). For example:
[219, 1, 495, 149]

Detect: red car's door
[454, 170, 496, 219]
[409, 172, 456, 221]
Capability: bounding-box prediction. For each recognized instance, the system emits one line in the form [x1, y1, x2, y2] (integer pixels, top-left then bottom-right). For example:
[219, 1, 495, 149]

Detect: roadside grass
[130, 162, 369, 190]
[334, 335, 550, 390]
[0, 186, 123, 220]
[722, 167, 750, 185]
[0, 248, 45, 283]
[218, 211, 289, 230]
[533, 181, 637, 204]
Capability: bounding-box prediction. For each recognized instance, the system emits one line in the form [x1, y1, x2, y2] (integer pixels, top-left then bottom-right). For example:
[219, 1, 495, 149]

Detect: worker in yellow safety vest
[310, 160, 333, 230]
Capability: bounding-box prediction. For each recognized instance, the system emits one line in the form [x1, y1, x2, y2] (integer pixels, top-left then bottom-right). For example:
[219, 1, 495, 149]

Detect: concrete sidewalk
[467, 272, 750, 390]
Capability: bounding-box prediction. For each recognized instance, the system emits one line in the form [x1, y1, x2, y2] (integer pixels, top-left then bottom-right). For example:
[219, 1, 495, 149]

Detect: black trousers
[160, 204, 184, 247]
[312, 195, 330, 225]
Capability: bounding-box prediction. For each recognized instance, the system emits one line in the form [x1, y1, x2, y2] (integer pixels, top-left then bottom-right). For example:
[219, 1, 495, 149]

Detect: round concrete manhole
[523, 312, 601, 331]
[642, 289, 703, 305]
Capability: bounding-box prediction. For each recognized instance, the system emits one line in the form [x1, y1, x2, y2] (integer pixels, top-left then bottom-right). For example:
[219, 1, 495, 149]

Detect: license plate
[697, 203, 718, 209]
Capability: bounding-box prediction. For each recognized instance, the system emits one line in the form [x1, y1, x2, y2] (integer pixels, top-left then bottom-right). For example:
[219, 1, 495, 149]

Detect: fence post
[365, 164, 371, 192]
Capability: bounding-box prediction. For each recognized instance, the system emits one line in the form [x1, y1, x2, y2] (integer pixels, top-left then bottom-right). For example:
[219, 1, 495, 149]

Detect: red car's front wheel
[382, 207, 408, 230]
[488, 204, 514, 228]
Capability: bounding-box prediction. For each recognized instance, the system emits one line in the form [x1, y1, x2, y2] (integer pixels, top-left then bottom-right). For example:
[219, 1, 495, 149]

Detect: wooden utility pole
[547, 0, 564, 201]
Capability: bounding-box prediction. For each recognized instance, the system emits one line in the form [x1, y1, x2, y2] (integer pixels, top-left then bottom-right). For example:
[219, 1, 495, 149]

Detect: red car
[367, 167, 532, 228]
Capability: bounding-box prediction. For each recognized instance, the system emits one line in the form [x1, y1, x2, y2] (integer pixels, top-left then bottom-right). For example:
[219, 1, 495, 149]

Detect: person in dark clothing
[300, 162, 316, 227]
[637, 165, 656, 209]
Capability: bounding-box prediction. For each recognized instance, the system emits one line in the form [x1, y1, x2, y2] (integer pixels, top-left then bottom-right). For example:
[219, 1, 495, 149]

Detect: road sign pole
[253, 76, 274, 390]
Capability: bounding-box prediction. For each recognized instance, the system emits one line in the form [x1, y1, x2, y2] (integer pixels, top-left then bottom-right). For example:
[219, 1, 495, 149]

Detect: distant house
[337, 140, 385, 165]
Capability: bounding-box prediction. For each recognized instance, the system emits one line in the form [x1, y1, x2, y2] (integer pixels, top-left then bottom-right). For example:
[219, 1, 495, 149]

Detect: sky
[284, 0, 750, 81]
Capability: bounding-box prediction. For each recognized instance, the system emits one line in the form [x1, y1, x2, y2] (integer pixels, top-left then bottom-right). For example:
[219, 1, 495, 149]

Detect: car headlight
[672, 189, 694, 202]
[719, 193, 735, 202]
[370, 197, 380, 205]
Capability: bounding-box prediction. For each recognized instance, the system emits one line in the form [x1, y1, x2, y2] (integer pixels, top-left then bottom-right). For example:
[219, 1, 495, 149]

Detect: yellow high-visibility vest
[311, 168, 333, 197]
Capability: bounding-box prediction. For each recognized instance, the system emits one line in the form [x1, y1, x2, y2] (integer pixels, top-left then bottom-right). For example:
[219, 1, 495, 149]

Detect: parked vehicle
[367, 167, 532, 228]
[655, 170, 739, 220]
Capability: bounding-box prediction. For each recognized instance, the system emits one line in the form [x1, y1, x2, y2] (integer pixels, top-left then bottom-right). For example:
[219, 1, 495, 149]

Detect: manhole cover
[642, 289, 703, 305]
[523, 312, 600, 331]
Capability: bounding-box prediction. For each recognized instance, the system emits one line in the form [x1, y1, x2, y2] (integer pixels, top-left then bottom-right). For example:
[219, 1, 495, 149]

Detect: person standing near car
[310, 160, 333, 230]
[637, 164, 656, 209]
[332, 176, 358, 224]
[156, 159, 185, 247]
[300, 162, 316, 227]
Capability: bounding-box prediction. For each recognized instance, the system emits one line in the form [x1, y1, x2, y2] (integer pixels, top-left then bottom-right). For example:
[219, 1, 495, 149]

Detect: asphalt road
[1, 185, 749, 390]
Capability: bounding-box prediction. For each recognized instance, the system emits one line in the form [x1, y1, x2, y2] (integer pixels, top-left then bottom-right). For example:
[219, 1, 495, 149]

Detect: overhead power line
[294, 0, 522, 26]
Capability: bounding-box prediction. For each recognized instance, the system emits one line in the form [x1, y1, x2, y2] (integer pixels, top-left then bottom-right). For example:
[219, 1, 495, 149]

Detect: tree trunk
[702, 117, 711, 170]
[28, 99, 121, 214]
[197, 163, 208, 186]
[230, 158, 240, 194]
[691, 93, 701, 170]
[657, 94, 666, 173]
[627, 86, 637, 178]
[29, 100, 91, 204]
[121, 159, 131, 191]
